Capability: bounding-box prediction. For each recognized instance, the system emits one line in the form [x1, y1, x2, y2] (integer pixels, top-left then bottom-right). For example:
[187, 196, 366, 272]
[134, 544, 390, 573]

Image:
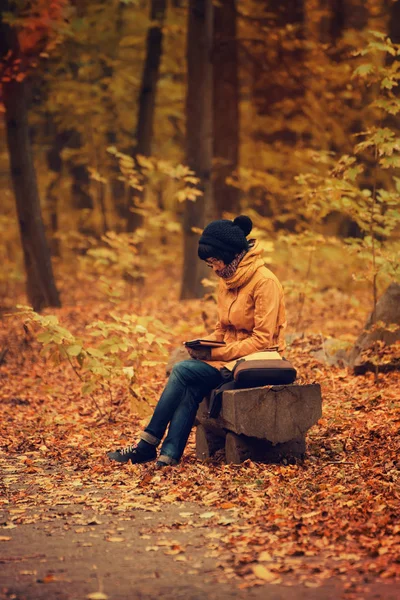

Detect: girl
[107, 215, 286, 467]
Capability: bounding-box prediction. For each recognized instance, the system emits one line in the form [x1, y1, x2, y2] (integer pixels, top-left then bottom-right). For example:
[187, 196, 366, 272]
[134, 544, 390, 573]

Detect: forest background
[0, 0, 399, 595]
[1, 0, 399, 311]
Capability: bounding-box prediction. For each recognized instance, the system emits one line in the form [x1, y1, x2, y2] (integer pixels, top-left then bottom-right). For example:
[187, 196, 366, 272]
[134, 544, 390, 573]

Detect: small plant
[108, 147, 203, 204]
[295, 33, 400, 322]
[275, 231, 327, 332]
[83, 231, 145, 303]
[16, 306, 170, 422]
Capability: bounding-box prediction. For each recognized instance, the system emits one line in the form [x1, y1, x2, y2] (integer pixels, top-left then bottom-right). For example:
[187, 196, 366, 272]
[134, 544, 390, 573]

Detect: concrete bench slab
[195, 383, 322, 464]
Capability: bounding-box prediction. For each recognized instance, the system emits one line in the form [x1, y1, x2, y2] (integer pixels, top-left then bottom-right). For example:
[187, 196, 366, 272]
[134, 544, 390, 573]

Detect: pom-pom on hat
[198, 215, 253, 256]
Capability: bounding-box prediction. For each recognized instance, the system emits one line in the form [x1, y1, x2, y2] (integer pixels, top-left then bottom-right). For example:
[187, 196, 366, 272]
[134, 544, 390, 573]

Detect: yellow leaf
[220, 502, 235, 509]
[20, 570, 36, 575]
[86, 594, 108, 600]
[258, 551, 273, 562]
[252, 564, 279, 582]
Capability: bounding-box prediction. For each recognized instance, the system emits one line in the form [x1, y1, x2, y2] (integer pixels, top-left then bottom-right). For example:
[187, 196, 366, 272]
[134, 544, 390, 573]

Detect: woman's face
[205, 258, 226, 273]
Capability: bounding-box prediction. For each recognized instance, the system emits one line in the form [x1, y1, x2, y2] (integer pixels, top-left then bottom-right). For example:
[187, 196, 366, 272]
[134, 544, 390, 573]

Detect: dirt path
[1, 477, 398, 600]
[1, 502, 396, 600]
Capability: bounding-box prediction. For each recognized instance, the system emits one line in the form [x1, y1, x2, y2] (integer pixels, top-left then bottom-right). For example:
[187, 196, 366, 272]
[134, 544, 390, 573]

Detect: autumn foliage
[1, 282, 399, 592]
[0, 0, 399, 596]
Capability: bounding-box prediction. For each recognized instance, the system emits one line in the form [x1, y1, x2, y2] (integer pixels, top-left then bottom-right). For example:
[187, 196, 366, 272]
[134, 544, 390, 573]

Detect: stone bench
[195, 384, 322, 464]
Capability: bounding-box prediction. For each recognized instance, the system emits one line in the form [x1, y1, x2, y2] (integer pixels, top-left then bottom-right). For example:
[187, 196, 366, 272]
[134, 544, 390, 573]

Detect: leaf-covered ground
[0, 276, 399, 599]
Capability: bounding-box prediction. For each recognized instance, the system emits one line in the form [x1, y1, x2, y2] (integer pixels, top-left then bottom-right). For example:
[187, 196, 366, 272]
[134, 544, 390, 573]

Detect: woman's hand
[186, 347, 211, 361]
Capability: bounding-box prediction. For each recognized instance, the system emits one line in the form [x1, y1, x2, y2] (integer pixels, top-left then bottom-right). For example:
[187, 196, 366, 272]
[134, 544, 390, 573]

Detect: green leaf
[66, 344, 82, 357]
[142, 360, 161, 367]
[145, 333, 156, 344]
[374, 98, 400, 115]
[37, 332, 53, 344]
[43, 315, 59, 326]
[107, 344, 120, 354]
[122, 366, 135, 378]
[353, 64, 374, 78]
[369, 41, 396, 55]
[369, 30, 386, 40]
[380, 155, 400, 168]
[87, 347, 105, 358]
[155, 338, 170, 346]
[82, 382, 96, 395]
[381, 77, 397, 90]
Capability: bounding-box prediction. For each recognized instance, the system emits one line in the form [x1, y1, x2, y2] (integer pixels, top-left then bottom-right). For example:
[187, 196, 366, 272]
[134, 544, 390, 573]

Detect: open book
[224, 350, 282, 371]
[184, 339, 226, 349]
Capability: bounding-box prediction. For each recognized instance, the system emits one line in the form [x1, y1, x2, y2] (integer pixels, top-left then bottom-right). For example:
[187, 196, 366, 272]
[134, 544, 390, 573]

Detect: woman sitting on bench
[107, 215, 287, 467]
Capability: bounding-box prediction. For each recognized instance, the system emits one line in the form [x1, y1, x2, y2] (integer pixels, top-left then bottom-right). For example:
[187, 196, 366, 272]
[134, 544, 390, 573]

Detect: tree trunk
[108, 2, 128, 227]
[213, 0, 240, 217]
[181, 0, 214, 299]
[388, 0, 400, 43]
[66, 128, 94, 234]
[126, 0, 167, 232]
[248, 0, 305, 123]
[3, 77, 61, 311]
[318, 0, 368, 45]
[46, 130, 69, 256]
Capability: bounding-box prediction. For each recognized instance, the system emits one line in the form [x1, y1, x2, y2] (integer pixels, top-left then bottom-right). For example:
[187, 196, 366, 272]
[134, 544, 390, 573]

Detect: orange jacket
[204, 240, 287, 370]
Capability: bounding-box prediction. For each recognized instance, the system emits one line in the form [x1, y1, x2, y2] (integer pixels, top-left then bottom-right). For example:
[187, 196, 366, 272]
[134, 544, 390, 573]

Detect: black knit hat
[198, 215, 253, 260]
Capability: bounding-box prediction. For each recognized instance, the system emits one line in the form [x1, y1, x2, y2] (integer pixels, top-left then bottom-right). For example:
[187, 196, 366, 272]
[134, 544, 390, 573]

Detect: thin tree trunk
[46, 130, 69, 256]
[127, 0, 167, 232]
[213, 0, 240, 217]
[388, 0, 400, 43]
[181, 0, 214, 300]
[3, 77, 61, 311]
[47, 178, 61, 256]
[67, 129, 94, 232]
[317, 0, 368, 46]
[108, 1, 128, 226]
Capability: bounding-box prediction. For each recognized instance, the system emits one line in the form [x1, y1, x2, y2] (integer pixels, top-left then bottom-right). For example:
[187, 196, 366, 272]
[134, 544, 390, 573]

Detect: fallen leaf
[217, 516, 235, 525]
[40, 574, 57, 583]
[164, 545, 183, 555]
[85, 518, 102, 526]
[258, 551, 273, 562]
[252, 564, 279, 582]
[220, 502, 235, 509]
[86, 593, 108, 600]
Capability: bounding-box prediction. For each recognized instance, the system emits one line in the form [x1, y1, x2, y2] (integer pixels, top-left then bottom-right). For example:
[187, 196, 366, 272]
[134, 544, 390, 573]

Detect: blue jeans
[142, 360, 222, 463]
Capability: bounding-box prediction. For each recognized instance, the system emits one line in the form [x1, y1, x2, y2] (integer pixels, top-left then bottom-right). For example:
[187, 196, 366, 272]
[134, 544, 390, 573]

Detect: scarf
[220, 240, 265, 289]
[215, 248, 247, 279]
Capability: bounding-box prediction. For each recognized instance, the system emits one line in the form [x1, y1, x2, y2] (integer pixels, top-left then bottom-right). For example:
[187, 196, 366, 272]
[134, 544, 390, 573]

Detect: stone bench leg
[195, 424, 225, 460]
[225, 432, 254, 464]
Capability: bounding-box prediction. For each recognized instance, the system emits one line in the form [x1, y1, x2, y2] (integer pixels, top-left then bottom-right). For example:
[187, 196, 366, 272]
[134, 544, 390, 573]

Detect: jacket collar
[221, 240, 265, 289]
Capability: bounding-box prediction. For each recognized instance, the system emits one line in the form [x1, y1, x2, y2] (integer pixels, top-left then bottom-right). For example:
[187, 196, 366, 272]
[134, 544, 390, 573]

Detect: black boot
[107, 441, 156, 464]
